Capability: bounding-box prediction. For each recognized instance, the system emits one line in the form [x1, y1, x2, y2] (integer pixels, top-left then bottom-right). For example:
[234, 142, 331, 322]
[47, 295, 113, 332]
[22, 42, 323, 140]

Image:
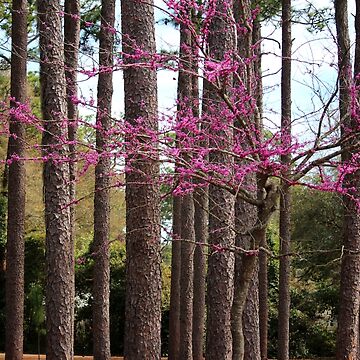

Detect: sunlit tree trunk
[192, 47, 207, 360]
[169, 195, 181, 360]
[232, 196, 259, 360]
[335, 0, 360, 358]
[278, 1, 292, 359]
[177, 12, 195, 359]
[252, 17, 268, 360]
[121, 0, 162, 357]
[5, 1, 27, 359]
[205, 1, 235, 358]
[63, 1, 80, 355]
[38, 1, 73, 358]
[231, 1, 260, 359]
[92, 1, 115, 359]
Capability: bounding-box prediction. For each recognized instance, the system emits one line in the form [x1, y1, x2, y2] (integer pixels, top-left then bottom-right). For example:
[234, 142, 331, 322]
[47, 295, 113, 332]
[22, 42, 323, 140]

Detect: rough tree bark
[178, 15, 195, 360]
[169, 195, 181, 360]
[231, 1, 260, 359]
[355, 1, 360, 353]
[232, 180, 278, 360]
[356, 0, 360, 80]
[335, 0, 360, 358]
[278, 0, 292, 359]
[38, 1, 73, 358]
[5, 1, 27, 359]
[253, 18, 268, 360]
[92, 1, 115, 359]
[179, 191, 195, 359]
[121, 0, 162, 358]
[63, 0, 80, 355]
[192, 42, 207, 360]
[249, 15, 268, 360]
[231, 196, 259, 360]
[243, 269, 260, 360]
[205, 1, 235, 359]
[192, 185, 207, 360]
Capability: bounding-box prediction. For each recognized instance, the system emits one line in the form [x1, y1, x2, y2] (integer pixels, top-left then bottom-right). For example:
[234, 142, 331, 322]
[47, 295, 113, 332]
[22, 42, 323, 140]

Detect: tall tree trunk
[231, 195, 259, 360]
[177, 13, 195, 359]
[231, 2, 260, 358]
[278, 1, 292, 359]
[121, 0, 162, 358]
[192, 185, 207, 360]
[252, 18, 268, 360]
[179, 193, 195, 359]
[192, 56, 207, 360]
[169, 195, 181, 360]
[38, 1, 73, 358]
[92, 1, 115, 359]
[5, 1, 27, 359]
[205, 1, 235, 359]
[335, 0, 360, 358]
[243, 271, 260, 360]
[232, 180, 278, 360]
[355, 1, 360, 353]
[64, 1, 80, 356]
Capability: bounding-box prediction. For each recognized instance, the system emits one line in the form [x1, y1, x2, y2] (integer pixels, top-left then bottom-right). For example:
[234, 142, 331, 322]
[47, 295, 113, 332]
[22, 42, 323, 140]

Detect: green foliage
[0, 1, 13, 35]
[28, 283, 45, 332]
[292, 186, 342, 285]
[268, 187, 341, 358]
[74, 241, 127, 355]
[293, 4, 333, 33]
[27, 71, 41, 119]
[255, 0, 282, 20]
[291, 187, 341, 354]
[73, 240, 172, 356]
[24, 233, 46, 292]
[23, 233, 46, 354]
[0, 70, 10, 99]
[288, 285, 336, 357]
[27, 283, 46, 357]
[0, 0, 38, 65]
[0, 0, 37, 36]
[267, 222, 280, 358]
[80, 0, 101, 54]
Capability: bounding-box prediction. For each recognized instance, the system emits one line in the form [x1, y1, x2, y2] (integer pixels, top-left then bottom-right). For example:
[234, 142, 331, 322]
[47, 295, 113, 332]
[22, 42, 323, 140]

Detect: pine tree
[278, 0, 292, 359]
[335, 0, 360, 358]
[5, 1, 27, 358]
[64, 0, 80, 354]
[205, 1, 236, 358]
[121, 0, 162, 357]
[93, 1, 115, 359]
[38, 1, 73, 357]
